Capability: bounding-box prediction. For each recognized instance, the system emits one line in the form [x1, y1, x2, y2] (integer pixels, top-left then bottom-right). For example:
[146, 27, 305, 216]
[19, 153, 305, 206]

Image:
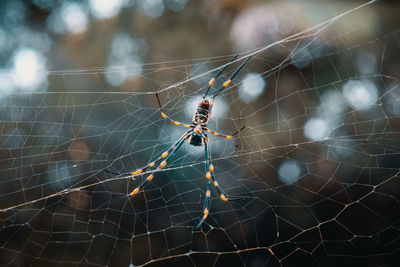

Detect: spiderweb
[1, 1, 400, 266]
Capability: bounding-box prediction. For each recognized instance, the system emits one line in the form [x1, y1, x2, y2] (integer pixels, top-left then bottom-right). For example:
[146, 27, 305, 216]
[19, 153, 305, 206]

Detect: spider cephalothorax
[105, 55, 251, 228]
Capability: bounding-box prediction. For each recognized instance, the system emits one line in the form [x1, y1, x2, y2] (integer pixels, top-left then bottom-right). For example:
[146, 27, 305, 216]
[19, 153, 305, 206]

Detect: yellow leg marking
[161, 112, 167, 119]
[174, 122, 191, 127]
[159, 160, 167, 168]
[147, 174, 154, 181]
[210, 99, 214, 105]
[223, 79, 231, 88]
[203, 208, 209, 219]
[161, 151, 169, 158]
[206, 172, 211, 180]
[220, 194, 228, 201]
[206, 190, 211, 197]
[214, 181, 218, 187]
[129, 187, 140, 196]
[226, 135, 232, 139]
[149, 162, 155, 167]
[209, 164, 214, 173]
[208, 77, 215, 86]
[194, 125, 202, 133]
[131, 169, 143, 175]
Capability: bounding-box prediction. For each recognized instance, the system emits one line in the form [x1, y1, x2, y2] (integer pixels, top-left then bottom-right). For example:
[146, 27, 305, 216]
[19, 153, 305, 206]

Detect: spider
[105, 55, 251, 228]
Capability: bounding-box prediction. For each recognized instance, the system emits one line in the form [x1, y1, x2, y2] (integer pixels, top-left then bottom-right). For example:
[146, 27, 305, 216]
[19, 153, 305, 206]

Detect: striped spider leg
[196, 137, 247, 228]
[105, 55, 251, 227]
[104, 131, 191, 198]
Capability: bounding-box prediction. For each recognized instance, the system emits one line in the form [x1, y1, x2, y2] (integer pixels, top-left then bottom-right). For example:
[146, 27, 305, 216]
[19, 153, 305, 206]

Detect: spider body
[188, 99, 212, 146]
[188, 129, 205, 146]
[105, 55, 251, 228]
[194, 99, 211, 125]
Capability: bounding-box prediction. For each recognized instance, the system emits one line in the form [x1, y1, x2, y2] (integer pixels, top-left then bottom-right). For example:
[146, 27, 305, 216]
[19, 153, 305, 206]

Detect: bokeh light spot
[105, 66, 128, 86]
[165, 0, 189, 12]
[11, 48, 47, 91]
[278, 160, 301, 184]
[292, 46, 312, 69]
[139, 0, 165, 18]
[61, 3, 88, 34]
[319, 89, 348, 116]
[304, 118, 328, 140]
[343, 80, 378, 110]
[239, 73, 266, 103]
[89, 0, 125, 19]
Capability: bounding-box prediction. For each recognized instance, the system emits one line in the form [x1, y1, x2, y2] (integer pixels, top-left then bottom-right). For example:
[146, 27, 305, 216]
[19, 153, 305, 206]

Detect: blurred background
[0, 0, 400, 266]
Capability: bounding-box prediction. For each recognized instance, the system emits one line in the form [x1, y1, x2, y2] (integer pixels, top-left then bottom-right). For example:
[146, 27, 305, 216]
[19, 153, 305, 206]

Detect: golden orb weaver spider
[105, 55, 251, 228]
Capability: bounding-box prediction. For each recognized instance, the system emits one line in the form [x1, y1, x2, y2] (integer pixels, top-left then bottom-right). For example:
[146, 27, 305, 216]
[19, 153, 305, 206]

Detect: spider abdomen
[188, 133, 204, 146]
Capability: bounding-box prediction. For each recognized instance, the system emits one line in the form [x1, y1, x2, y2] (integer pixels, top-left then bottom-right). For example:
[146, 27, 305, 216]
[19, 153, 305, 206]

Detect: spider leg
[197, 138, 250, 228]
[213, 56, 252, 98]
[195, 181, 212, 228]
[196, 140, 213, 228]
[202, 55, 238, 98]
[103, 131, 191, 177]
[115, 131, 190, 199]
[156, 92, 192, 128]
[205, 125, 246, 139]
[204, 141, 245, 202]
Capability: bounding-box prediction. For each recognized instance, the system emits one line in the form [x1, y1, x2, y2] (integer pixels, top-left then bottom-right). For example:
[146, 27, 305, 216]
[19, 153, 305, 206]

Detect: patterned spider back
[193, 99, 212, 126]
